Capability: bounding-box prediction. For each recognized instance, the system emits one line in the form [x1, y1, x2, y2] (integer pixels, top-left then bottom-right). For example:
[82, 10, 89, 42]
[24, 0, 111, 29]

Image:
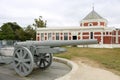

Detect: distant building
[36, 8, 120, 48]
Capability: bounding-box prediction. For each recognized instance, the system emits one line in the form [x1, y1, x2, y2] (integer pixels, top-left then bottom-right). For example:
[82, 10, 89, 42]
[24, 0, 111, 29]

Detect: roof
[37, 26, 114, 31]
[83, 9, 105, 20]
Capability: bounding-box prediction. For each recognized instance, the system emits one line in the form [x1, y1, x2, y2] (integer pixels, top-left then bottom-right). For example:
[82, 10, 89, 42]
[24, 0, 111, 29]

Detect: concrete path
[70, 60, 120, 80]
[0, 61, 71, 80]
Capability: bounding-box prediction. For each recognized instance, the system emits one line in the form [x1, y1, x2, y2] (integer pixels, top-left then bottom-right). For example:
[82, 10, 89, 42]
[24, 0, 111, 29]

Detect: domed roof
[83, 9, 106, 20]
[80, 7, 108, 27]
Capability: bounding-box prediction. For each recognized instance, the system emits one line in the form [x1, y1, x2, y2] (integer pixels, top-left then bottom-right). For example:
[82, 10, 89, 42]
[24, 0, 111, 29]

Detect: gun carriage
[0, 39, 97, 76]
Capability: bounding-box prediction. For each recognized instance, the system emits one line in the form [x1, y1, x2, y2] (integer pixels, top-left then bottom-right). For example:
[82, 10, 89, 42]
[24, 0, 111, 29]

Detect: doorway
[73, 36, 77, 40]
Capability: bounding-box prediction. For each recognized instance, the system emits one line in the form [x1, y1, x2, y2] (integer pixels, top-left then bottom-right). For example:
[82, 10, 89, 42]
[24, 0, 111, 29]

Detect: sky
[0, 0, 120, 28]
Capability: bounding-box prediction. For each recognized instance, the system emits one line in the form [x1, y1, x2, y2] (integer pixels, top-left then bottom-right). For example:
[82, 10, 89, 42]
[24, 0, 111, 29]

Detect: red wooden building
[36, 9, 120, 48]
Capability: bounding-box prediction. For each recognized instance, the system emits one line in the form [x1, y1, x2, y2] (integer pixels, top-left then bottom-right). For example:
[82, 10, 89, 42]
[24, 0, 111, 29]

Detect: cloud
[0, 0, 120, 28]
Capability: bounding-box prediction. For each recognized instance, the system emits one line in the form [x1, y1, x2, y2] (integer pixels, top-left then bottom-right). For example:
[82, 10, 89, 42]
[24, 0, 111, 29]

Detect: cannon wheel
[13, 47, 34, 76]
[35, 53, 52, 69]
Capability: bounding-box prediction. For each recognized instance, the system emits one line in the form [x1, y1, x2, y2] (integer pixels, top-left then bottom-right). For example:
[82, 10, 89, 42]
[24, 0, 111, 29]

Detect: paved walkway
[0, 61, 71, 80]
[70, 60, 120, 80]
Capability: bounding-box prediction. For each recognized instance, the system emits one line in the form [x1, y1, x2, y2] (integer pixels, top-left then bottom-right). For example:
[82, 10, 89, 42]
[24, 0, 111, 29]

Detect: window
[90, 24, 92, 26]
[69, 32, 71, 35]
[110, 32, 112, 35]
[37, 33, 40, 35]
[56, 33, 59, 40]
[90, 32, 93, 39]
[88, 23, 93, 26]
[103, 32, 105, 35]
[41, 33, 44, 41]
[78, 32, 80, 35]
[64, 33, 68, 40]
[48, 33, 52, 40]
[106, 32, 108, 35]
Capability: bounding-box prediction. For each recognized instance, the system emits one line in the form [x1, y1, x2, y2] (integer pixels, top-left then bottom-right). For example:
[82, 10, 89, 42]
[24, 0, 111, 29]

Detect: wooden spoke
[35, 53, 52, 69]
[13, 47, 34, 76]
[23, 59, 31, 62]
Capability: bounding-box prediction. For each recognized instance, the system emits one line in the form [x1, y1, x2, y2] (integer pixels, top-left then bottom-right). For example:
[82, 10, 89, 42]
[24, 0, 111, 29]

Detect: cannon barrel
[9, 39, 98, 77]
[15, 39, 98, 47]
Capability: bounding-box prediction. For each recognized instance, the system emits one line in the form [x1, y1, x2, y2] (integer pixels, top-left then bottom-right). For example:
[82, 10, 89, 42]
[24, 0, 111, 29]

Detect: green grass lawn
[54, 47, 120, 74]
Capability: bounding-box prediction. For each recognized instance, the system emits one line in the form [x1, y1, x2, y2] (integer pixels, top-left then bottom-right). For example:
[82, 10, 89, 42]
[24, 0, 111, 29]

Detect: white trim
[116, 30, 119, 43]
[80, 32, 83, 40]
[101, 32, 103, 44]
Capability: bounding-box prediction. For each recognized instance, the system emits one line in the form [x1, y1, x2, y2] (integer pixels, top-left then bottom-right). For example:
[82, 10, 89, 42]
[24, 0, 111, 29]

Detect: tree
[15, 28, 26, 41]
[0, 23, 15, 40]
[24, 25, 36, 40]
[0, 22, 22, 40]
[6, 22, 21, 31]
[0, 22, 37, 41]
[33, 16, 47, 28]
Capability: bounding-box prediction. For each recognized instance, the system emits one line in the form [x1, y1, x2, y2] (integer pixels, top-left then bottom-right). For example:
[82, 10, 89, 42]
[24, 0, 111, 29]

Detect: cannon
[0, 39, 97, 76]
